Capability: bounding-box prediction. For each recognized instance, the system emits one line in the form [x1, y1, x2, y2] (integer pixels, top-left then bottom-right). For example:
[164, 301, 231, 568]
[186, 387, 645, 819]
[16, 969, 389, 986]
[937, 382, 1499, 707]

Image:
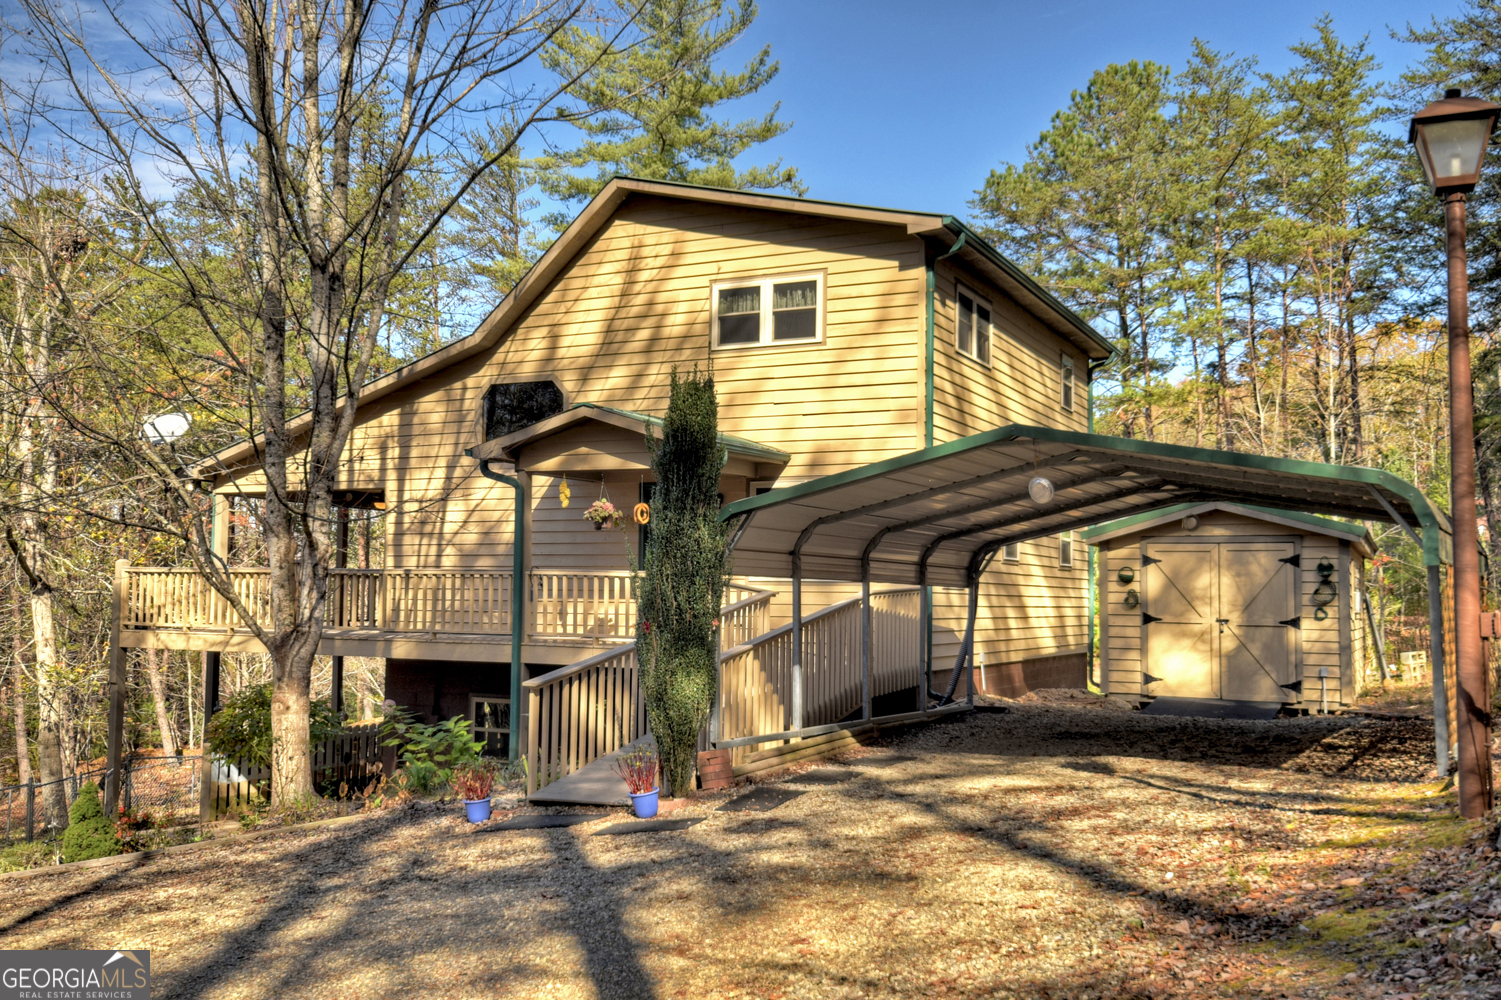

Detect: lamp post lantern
[1409, 87, 1499, 819]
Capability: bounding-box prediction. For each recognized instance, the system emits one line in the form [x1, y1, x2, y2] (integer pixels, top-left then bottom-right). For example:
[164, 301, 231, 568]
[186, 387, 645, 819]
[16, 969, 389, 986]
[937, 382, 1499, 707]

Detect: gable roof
[469, 402, 790, 467]
[194, 176, 1113, 477]
[1079, 501, 1376, 557]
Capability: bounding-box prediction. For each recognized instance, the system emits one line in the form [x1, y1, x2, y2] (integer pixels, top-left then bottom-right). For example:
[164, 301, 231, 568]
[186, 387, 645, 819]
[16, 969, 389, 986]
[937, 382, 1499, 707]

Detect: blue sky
[697, 0, 1462, 222]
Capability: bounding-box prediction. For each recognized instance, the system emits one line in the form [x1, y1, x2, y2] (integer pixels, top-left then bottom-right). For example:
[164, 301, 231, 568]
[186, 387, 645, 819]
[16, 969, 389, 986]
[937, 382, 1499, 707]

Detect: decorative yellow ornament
[558, 476, 571, 508]
[633, 502, 650, 525]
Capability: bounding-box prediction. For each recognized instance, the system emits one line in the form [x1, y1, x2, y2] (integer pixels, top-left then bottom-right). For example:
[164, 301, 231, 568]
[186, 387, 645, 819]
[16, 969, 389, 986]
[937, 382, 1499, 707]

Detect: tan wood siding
[930, 257, 1090, 444]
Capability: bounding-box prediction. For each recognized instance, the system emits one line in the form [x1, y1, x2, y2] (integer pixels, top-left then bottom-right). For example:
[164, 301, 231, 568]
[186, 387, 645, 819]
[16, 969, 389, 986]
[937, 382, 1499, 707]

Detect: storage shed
[1083, 503, 1374, 713]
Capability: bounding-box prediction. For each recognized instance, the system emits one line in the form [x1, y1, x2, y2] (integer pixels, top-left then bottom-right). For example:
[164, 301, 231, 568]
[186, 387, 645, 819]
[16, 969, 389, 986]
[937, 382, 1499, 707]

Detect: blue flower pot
[629, 787, 659, 818]
[464, 798, 492, 823]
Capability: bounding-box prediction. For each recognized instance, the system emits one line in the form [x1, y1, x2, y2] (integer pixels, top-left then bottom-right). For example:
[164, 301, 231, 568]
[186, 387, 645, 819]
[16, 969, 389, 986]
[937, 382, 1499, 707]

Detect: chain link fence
[2, 756, 203, 844]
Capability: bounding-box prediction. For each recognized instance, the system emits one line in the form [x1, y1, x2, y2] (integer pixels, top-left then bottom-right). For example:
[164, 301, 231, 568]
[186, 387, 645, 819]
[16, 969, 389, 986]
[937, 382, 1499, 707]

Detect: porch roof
[471, 402, 791, 468]
[720, 425, 1448, 589]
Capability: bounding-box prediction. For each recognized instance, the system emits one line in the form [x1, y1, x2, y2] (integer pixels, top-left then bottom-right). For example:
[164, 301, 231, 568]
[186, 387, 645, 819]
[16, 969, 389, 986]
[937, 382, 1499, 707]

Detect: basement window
[1003, 541, 1020, 562]
[957, 286, 992, 366]
[482, 381, 565, 440]
[712, 273, 824, 349]
[471, 695, 510, 757]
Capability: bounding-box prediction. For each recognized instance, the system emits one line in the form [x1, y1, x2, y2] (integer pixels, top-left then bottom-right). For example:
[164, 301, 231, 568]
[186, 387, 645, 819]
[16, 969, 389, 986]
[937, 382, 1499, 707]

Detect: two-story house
[118, 176, 1114, 773]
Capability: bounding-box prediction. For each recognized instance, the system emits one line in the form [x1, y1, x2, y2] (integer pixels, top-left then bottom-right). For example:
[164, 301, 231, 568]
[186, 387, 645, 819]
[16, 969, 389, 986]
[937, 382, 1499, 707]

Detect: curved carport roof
[721, 425, 1451, 588]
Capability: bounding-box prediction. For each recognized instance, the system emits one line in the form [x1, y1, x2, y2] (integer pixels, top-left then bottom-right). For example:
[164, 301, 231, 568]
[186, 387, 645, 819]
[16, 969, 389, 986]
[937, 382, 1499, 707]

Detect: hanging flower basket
[583, 499, 624, 530]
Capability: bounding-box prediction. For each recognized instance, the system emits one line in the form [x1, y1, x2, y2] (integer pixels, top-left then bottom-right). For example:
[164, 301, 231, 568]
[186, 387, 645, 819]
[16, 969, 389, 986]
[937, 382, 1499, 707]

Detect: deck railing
[717, 587, 923, 755]
[121, 566, 758, 642]
[524, 586, 778, 794]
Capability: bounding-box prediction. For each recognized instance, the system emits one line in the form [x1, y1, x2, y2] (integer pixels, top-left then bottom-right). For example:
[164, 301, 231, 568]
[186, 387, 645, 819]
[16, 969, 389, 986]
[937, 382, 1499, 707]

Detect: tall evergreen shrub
[638, 369, 730, 796]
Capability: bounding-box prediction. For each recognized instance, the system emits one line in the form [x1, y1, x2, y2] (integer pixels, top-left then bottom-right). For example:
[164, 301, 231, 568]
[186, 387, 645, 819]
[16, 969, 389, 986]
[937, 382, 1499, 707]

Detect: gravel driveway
[3, 692, 1494, 1000]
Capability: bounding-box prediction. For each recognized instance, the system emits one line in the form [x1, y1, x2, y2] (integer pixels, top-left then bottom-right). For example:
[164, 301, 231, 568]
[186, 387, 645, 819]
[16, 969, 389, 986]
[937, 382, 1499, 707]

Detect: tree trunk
[8, 668, 30, 785]
[143, 647, 177, 755]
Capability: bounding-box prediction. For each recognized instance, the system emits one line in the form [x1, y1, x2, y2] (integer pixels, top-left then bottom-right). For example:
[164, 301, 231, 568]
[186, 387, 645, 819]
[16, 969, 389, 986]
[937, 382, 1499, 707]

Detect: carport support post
[861, 572, 872, 721]
[791, 564, 804, 732]
[1427, 565, 1451, 777]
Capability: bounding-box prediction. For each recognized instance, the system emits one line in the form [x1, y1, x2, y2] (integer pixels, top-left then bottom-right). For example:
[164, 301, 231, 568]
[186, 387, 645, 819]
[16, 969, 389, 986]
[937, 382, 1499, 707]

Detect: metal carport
[720, 424, 1458, 773]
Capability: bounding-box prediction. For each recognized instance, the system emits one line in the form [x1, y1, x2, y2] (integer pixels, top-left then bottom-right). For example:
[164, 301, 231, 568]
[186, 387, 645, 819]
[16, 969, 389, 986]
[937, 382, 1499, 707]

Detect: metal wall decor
[1313, 607, 1329, 621]
[1117, 565, 1135, 584]
[1311, 579, 1337, 606]
[1316, 559, 1335, 578]
[1123, 588, 1139, 607]
[633, 502, 651, 525]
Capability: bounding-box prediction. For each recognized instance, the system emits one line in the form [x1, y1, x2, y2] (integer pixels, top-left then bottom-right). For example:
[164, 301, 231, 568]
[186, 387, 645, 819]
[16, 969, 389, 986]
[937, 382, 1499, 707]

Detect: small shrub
[380, 710, 485, 797]
[61, 782, 119, 863]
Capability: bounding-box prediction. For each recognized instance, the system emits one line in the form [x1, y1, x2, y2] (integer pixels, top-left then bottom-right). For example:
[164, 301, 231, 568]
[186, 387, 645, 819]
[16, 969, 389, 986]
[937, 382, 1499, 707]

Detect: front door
[1143, 538, 1297, 702]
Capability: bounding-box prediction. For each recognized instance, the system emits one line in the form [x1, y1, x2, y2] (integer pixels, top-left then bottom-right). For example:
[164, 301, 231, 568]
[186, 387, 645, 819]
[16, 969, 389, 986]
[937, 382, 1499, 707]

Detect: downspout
[478, 458, 526, 762]
[924, 227, 969, 698]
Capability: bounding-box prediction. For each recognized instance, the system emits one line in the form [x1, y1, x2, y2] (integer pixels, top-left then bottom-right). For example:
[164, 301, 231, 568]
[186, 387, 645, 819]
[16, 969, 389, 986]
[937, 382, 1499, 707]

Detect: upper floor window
[712, 273, 824, 349]
[482, 380, 565, 440]
[1061, 353, 1076, 411]
[957, 286, 992, 366]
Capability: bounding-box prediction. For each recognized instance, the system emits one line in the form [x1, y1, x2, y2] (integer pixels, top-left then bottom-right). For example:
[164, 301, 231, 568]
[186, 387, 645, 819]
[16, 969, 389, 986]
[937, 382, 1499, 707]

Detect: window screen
[482, 381, 565, 440]
[717, 286, 761, 344]
[772, 280, 818, 340]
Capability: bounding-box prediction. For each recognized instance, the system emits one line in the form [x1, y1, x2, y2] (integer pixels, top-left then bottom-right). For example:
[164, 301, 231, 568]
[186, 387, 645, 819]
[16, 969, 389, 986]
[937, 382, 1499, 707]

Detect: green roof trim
[569, 402, 791, 463]
[1079, 502, 1376, 552]
[719, 424, 1449, 565]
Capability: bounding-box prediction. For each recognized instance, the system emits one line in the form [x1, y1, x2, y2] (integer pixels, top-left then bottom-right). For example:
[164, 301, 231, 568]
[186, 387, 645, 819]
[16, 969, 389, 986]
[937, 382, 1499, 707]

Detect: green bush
[380, 710, 484, 796]
[204, 683, 343, 768]
[61, 782, 119, 863]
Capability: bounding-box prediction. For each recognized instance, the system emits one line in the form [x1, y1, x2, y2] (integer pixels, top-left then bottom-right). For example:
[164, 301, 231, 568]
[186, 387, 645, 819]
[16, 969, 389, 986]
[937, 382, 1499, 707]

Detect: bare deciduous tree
[8, 0, 644, 804]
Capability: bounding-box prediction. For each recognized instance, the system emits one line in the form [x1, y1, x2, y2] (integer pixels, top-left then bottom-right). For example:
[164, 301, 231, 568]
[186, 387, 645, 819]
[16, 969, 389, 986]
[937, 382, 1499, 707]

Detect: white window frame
[1002, 541, 1020, 562]
[1061, 353, 1076, 412]
[469, 694, 510, 755]
[956, 283, 993, 367]
[1059, 531, 1074, 569]
[710, 272, 826, 350]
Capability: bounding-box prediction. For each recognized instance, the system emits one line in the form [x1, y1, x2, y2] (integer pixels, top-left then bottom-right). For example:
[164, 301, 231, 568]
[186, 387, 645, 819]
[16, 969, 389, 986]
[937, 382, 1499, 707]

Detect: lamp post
[1410, 88, 1499, 819]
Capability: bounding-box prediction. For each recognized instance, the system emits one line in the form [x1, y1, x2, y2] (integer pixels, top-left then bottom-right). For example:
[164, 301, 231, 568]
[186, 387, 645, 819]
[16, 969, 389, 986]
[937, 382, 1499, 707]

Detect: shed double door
[1142, 538, 1298, 703]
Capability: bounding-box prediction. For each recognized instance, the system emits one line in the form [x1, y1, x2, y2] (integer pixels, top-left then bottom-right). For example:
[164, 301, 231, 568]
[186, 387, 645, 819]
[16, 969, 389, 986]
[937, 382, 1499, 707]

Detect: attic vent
[482, 381, 564, 441]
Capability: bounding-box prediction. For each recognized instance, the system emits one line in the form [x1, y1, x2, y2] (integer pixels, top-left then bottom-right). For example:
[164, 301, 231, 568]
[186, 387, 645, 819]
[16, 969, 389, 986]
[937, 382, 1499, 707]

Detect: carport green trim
[719, 424, 1451, 566]
[1081, 502, 1376, 552]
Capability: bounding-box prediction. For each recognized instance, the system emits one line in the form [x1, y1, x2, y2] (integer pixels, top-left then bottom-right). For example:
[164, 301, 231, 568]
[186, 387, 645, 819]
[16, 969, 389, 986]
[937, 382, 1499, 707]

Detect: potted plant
[613, 746, 660, 817]
[453, 760, 500, 823]
[583, 498, 624, 530]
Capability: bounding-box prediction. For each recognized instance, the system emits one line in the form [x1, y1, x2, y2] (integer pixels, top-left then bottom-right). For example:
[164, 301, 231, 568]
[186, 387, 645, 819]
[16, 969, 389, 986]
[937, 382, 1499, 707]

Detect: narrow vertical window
[1059, 530, 1074, 568]
[1061, 353, 1075, 412]
[1003, 541, 1020, 562]
[956, 285, 992, 365]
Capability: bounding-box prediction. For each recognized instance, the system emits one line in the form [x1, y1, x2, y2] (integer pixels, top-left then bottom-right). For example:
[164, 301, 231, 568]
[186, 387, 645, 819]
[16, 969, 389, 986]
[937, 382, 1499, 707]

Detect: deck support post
[478, 460, 527, 761]
[104, 560, 127, 816]
[330, 657, 345, 716]
[919, 585, 930, 713]
[791, 557, 804, 733]
[861, 571, 872, 721]
[1426, 564, 1451, 776]
[198, 650, 222, 824]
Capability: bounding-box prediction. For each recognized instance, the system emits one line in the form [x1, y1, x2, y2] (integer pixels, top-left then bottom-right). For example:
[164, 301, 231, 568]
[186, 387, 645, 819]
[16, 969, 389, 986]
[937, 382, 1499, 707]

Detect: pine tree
[539, 0, 803, 216]
[636, 369, 729, 797]
[972, 61, 1176, 439]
